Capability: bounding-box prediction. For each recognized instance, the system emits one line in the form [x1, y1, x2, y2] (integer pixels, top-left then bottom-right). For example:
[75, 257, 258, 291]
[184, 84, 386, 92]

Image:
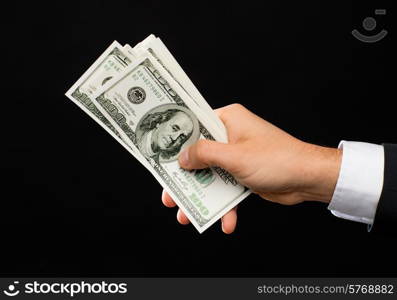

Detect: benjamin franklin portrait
[136, 104, 200, 163]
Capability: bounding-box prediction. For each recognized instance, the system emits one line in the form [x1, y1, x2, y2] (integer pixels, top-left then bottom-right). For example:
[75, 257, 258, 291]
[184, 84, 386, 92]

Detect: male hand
[161, 104, 342, 233]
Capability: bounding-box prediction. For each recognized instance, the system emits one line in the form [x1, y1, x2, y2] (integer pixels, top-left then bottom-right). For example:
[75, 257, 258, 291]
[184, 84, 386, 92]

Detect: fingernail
[179, 148, 189, 167]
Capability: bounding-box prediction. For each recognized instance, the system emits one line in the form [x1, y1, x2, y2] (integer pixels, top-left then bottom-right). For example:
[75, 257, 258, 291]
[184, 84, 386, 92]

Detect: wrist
[298, 143, 342, 203]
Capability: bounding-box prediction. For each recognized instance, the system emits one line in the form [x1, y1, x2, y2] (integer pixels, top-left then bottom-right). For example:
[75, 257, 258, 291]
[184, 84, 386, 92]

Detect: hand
[162, 104, 342, 233]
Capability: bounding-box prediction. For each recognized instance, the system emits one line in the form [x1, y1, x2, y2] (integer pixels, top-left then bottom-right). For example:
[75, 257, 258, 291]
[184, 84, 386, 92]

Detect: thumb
[178, 139, 237, 171]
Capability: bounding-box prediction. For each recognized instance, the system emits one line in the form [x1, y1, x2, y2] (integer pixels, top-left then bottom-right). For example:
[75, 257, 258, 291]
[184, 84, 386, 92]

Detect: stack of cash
[65, 34, 250, 233]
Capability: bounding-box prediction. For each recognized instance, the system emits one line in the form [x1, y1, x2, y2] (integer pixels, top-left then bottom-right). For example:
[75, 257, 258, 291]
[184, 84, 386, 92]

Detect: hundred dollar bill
[65, 41, 138, 155]
[126, 35, 228, 141]
[92, 53, 250, 233]
[123, 45, 226, 142]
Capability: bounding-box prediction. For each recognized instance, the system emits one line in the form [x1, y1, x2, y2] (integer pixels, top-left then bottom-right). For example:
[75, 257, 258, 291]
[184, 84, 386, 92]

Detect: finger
[214, 106, 228, 119]
[178, 139, 238, 171]
[177, 209, 190, 225]
[214, 105, 236, 123]
[221, 207, 238, 234]
[214, 104, 248, 130]
[161, 189, 177, 208]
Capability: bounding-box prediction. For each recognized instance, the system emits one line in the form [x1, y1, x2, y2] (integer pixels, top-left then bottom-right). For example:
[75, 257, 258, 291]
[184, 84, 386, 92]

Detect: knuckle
[229, 103, 245, 111]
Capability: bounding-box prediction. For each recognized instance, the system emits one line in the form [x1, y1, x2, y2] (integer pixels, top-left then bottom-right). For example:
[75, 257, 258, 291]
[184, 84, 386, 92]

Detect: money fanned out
[65, 34, 251, 233]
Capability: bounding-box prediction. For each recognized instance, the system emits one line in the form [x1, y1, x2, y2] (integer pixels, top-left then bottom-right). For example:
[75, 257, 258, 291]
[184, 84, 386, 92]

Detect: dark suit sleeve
[368, 144, 397, 235]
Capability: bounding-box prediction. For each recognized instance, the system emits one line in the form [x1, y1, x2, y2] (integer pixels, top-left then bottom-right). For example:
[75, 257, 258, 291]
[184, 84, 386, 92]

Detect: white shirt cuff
[328, 141, 384, 225]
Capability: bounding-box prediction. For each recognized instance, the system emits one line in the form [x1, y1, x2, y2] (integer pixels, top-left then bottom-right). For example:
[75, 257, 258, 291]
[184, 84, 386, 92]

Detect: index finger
[161, 189, 177, 208]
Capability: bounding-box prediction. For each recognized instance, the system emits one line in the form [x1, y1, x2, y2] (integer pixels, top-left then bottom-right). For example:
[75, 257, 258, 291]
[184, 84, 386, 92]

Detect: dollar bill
[126, 35, 228, 141]
[91, 53, 250, 233]
[65, 41, 138, 155]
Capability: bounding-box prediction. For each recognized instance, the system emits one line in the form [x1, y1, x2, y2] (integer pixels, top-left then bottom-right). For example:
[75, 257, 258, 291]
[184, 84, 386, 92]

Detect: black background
[1, 0, 394, 276]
